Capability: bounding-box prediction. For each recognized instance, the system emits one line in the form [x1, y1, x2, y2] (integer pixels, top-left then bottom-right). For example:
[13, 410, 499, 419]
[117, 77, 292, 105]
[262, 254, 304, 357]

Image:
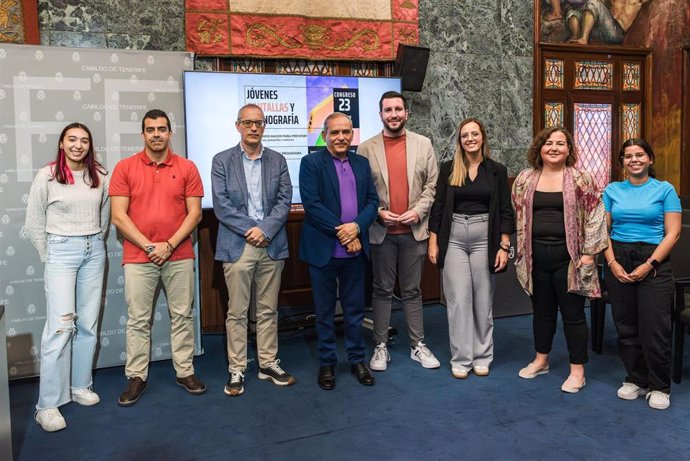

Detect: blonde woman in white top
[25, 123, 109, 432]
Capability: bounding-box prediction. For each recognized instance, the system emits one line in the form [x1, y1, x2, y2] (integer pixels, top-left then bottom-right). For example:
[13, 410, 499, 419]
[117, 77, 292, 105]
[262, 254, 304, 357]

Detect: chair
[671, 224, 690, 383]
[589, 262, 608, 354]
[672, 278, 690, 383]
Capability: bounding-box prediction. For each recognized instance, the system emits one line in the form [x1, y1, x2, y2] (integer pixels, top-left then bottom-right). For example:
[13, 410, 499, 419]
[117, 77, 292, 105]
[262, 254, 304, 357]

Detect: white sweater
[24, 165, 110, 262]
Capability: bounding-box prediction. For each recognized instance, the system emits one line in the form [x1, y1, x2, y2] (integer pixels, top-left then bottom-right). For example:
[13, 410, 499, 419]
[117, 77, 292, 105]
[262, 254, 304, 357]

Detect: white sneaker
[617, 382, 648, 401]
[370, 343, 390, 371]
[35, 408, 66, 432]
[71, 388, 101, 406]
[452, 368, 469, 379]
[473, 365, 490, 377]
[410, 342, 441, 369]
[646, 390, 670, 410]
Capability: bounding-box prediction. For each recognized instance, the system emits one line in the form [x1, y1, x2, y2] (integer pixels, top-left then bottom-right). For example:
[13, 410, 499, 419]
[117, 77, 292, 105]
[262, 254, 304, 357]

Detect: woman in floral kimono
[512, 126, 607, 393]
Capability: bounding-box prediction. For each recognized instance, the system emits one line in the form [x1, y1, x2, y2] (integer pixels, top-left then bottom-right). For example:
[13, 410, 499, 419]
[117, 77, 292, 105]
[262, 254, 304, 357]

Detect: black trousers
[605, 240, 674, 393]
[530, 241, 588, 364]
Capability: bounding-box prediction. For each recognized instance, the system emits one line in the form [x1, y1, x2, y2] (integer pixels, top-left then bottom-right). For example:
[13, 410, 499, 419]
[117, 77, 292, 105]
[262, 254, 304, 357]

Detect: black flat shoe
[318, 366, 335, 390]
[350, 362, 375, 386]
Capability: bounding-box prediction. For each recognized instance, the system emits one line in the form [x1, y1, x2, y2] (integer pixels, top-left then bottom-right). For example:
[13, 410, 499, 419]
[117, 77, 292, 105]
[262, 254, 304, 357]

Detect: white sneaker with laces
[617, 382, 648, 400]
[224, 369, 245, 396]
[646, 390, 670, 410]
[71, 388, 101, 406]
[35, 408, 67, 432]
[410, 342, 441, 369]
[370, 343, 390, 371]
[258, 359, 295, 386]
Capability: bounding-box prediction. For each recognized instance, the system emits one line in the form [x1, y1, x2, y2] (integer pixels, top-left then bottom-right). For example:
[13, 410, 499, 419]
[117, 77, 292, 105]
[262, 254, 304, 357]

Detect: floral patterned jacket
[512, 167, 608, 297]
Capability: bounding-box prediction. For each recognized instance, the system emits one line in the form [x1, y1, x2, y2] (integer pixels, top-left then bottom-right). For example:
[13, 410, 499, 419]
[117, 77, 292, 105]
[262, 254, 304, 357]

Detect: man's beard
[384, 119, 406, 134]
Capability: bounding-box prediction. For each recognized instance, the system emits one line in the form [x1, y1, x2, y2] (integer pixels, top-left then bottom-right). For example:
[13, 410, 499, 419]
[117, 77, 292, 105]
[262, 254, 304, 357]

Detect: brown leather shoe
[118, 377, 147, 406]
[176, 374, 207, 394]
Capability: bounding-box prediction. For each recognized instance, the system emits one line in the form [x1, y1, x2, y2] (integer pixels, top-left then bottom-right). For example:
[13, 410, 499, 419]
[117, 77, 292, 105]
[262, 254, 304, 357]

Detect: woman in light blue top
[25, 123, 110, 432]
[602, 138, 681, 410]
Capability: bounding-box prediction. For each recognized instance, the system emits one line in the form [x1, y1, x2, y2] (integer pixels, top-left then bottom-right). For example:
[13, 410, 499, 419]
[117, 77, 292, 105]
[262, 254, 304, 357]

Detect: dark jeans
[309, 255, 367, 366]
[530, 241, 588, 364]
[605, 240, 674, 393]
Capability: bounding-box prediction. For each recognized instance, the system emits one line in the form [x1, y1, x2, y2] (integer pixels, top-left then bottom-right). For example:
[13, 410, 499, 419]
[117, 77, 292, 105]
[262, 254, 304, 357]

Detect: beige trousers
[124, 259, 196, 380]
[223, 244, 284, 372]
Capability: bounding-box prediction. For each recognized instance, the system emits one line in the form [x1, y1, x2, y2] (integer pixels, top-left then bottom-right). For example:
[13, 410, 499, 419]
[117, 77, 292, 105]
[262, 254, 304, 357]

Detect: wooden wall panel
[198, 210, 441, 332]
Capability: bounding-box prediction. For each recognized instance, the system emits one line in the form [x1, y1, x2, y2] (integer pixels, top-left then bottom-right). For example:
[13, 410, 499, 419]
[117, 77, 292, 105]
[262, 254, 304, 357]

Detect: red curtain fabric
[185, 0, 419, 60]
[0, 0, 40, 44]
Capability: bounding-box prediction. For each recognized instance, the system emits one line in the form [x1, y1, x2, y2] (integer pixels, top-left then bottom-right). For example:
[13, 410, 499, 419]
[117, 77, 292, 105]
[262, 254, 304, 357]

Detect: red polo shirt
[109, 149, 204, 264]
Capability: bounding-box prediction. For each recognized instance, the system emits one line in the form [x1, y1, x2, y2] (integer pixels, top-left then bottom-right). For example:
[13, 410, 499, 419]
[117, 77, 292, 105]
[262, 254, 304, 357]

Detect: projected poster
[184, 72, 401, 207]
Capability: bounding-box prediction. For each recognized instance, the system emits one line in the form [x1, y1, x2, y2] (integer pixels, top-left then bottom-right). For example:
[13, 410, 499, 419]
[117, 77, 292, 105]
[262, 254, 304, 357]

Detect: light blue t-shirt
[603, 178, 681, 244]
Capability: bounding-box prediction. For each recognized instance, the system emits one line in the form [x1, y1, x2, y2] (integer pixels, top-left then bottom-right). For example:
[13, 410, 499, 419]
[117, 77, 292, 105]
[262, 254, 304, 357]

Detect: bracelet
[606, 259, 616, 266]
[499, 243, 510, 251]
[166, 240, 175, 252]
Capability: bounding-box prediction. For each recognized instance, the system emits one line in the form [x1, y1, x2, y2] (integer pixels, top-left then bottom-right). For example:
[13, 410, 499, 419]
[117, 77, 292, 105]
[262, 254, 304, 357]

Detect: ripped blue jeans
[37, 233, 105, 410]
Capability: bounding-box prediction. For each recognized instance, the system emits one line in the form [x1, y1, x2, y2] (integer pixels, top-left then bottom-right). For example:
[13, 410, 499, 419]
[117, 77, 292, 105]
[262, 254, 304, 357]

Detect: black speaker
[394, 44, 430, 92]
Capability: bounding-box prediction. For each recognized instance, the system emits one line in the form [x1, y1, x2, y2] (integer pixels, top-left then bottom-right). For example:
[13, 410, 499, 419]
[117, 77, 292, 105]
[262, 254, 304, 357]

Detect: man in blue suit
[212, 103, 294, 397]
[299, 112, 379, 390]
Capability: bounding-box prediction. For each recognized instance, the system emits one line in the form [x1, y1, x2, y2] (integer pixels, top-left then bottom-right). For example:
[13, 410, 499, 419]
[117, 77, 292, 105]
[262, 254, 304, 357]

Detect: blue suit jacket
[299, 148, 379, 268]
[212, 144, 292, 262]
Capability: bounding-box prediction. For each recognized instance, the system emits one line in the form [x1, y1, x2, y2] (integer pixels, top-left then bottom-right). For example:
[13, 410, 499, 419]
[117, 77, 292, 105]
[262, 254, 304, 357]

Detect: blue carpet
[10, 305, 690, 460]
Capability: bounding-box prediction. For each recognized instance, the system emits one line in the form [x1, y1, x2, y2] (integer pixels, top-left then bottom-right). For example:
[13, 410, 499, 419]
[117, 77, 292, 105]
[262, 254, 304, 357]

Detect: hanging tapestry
[185, 0, 419, 61]
[0, 0, 39, 44]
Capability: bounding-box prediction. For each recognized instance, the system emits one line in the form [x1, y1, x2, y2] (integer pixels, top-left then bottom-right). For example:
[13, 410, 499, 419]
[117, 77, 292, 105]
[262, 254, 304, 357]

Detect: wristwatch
[646, 258, 660, 269]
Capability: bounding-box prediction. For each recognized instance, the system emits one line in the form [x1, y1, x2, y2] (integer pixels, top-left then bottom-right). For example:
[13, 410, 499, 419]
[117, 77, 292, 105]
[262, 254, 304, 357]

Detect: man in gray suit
[212, 103, 294, 396]
[357, 91, 440, 372]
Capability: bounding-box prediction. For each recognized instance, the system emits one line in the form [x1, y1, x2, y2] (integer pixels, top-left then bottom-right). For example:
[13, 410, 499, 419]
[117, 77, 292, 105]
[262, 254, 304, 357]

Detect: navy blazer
[299, 148, 379, 268]
[211, 144, 292, 262]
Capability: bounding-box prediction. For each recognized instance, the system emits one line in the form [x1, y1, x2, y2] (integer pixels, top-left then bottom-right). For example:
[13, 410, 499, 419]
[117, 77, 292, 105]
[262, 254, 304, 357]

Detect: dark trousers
[530, 241, 588, 364]
[309, 255, 367, 366]
[605, 240, 674, 393]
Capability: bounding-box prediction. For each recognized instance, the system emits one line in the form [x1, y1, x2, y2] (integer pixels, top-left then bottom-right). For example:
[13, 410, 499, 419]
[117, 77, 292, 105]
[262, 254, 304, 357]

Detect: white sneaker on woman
[646, 390, 670, 410]
[35, 408, 66, 432]
[71, 388, 101, 406]
[617, 382, 648, 400]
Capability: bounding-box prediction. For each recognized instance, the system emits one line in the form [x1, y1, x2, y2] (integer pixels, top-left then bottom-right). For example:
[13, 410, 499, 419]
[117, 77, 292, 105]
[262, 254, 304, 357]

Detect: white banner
[0, 44, 201, 379]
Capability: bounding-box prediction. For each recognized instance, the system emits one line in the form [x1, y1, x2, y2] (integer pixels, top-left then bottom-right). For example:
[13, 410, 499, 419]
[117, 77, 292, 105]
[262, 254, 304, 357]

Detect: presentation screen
[183, 71, 401, 207]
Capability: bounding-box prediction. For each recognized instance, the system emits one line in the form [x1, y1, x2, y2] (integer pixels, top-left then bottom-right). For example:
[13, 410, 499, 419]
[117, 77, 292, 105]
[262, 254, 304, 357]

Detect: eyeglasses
[621, 152, 648, 162]
[238, 119, 265, 128]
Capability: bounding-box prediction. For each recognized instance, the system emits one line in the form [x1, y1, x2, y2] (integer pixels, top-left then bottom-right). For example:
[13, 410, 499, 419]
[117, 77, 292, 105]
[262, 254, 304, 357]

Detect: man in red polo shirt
[110, 109, 205, 406]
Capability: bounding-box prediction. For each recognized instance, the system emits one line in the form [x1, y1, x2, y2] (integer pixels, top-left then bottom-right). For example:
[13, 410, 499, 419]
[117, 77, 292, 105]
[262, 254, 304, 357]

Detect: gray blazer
[211, 143, 292, 262]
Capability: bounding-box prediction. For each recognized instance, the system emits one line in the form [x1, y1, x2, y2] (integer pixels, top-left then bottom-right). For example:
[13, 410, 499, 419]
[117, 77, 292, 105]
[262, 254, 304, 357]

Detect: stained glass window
[230, 59, 264, 73]
[574, 60, 613, 90]
[622, 103, 641, 141]
[544, 59, 564, 89]
[350, 62, 379, 77]
[277, 60, 335, 75]
[544, 102, 564, 127]
[573, 103, 612, 190]
[622, 63, 641, 91]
